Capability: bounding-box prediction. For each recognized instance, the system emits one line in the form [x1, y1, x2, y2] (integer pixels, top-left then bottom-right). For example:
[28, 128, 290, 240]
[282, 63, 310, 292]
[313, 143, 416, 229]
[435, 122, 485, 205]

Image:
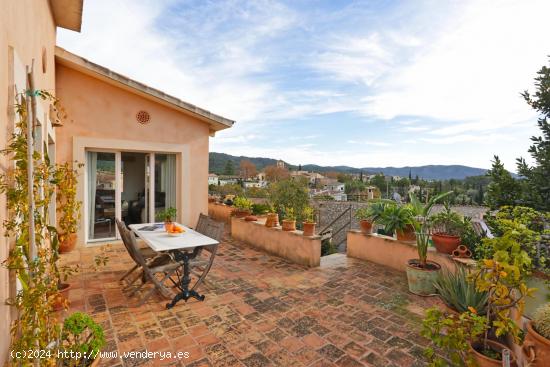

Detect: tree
[223, 160, 235, 175]
[239, 159, 257, 179]
[268, 179, 309, 222]
[486, 156, 521, 209]
[517, 60, 550, 210]
[369, 174, 387, 196]
[264, 165, 290, 182]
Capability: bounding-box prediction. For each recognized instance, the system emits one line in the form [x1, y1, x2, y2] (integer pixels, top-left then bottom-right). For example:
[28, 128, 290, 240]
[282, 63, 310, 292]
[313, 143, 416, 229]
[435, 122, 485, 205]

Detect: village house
[0, 0, 234, 360]
[208, 173, 219, 186]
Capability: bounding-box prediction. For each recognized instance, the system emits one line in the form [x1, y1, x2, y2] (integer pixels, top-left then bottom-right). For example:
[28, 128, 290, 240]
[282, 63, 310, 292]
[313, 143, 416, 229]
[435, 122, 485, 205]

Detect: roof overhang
[50, 0, 84, 32]
[55, 47, 235, 133]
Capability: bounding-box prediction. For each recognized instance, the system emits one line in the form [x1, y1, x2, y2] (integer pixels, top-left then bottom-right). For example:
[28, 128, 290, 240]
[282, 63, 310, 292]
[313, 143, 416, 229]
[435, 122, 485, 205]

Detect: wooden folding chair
[116, 220, 182, 305]
[115, 219, 160, 282]
[190, 217, 224, 292]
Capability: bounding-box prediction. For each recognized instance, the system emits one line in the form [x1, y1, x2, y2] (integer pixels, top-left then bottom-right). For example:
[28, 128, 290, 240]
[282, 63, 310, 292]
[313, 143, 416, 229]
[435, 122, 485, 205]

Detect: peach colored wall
[231, 217, 321, 267]
[208, 203, 235, 226]
[0, 1, 57, 363]
[55, 65, 210, 243]
[347, 231, 458, 272]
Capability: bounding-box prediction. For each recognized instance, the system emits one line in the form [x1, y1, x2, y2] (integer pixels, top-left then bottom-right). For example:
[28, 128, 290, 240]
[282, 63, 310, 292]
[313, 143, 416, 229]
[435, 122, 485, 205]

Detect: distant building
[323, 179, 345, 192]
[276, 160, 285, 168]
[208, 173, 219, 186]
[218, 176, 239, 186]
[243, 180, 267, 188]
[290, 170, 325, 186]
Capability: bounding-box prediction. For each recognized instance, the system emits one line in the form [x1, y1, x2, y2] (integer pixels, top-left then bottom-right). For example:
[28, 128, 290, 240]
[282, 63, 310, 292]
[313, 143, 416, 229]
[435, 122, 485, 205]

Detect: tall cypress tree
[517, 60, 550, 210]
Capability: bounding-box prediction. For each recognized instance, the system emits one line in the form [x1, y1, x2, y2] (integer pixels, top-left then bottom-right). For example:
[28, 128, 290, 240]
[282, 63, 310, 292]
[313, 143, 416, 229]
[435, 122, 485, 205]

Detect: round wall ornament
[136, 110, 151, 124]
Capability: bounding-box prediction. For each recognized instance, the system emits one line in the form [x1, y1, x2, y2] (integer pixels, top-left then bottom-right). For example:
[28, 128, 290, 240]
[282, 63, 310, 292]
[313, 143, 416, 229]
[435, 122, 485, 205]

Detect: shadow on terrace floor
[62, 232, 441, 367]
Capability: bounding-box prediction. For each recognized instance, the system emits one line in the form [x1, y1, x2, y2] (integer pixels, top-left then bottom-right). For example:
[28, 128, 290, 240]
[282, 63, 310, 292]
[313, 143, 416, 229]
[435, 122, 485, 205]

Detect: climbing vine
[1, 90, 60, 366]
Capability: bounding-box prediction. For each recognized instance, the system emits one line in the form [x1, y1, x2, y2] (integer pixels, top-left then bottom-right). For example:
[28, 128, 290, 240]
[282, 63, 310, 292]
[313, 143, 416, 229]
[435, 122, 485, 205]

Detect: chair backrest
[115, 218, 147, 267]
[200, 218, 225, 242]
[195, 213, 209, 234]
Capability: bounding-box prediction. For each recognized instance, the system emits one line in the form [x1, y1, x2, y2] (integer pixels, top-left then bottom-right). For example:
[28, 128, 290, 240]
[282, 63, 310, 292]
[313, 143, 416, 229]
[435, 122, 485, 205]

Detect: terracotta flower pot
[52, 283, 72, 311]
[432, 232, 461, 254]
[245, 215, 258, 221]
[265, 213, 279, 228]
[303, 222, 316, 236]
[208, 197, 216, 203]
[469, 340, 516, 367]
[523, 321, 550, 367]
[359, 220, 373, 234]
[396, 225, 416, 242]
[234, 209, 251, 219]
[59, 232, 77, 253]
[282, 219, 296, 231]
[405, 259, 440, 296]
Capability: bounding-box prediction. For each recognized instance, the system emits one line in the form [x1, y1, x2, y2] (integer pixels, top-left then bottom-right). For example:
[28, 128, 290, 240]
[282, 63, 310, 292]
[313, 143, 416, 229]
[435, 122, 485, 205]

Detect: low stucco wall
[231, 217, 321, 267]
[208, 203, 234, 225]
[347, 230, 459, 272]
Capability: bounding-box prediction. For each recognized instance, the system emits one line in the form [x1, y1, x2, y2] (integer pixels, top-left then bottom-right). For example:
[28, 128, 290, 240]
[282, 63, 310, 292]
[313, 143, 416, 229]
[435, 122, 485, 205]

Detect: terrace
[64, 230, 441, 367]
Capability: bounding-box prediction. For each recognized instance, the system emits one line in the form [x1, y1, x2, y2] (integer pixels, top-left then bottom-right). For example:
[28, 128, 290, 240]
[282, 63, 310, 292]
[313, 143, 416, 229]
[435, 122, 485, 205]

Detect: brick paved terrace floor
[63, 233, 442, 367]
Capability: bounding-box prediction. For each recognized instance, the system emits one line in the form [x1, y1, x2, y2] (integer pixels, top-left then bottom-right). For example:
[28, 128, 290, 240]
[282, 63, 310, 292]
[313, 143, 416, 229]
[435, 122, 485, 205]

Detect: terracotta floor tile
[65, 232, 441, 367]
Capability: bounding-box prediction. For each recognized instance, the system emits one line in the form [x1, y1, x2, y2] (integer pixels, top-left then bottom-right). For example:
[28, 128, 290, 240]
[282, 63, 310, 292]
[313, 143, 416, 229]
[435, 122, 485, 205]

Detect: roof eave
[54, 47, 235, 131]
[50, 0, 83, 32]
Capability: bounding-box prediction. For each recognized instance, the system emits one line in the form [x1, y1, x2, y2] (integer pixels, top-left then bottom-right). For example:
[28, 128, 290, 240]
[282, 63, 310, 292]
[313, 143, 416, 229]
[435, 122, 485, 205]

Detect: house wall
[55, 64, 210, 243]
[0, 0, 58, 363]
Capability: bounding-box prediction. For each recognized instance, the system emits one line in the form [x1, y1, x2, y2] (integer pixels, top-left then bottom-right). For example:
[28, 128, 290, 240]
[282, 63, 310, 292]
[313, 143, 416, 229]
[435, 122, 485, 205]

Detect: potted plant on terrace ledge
[355, 200, 391, 235]
[302, 206, 316, 236]
[233, 196, 253, 218]
[281, 207, 297, 231]
[379, 205, 416, 241]
[430, 202, 465, 254]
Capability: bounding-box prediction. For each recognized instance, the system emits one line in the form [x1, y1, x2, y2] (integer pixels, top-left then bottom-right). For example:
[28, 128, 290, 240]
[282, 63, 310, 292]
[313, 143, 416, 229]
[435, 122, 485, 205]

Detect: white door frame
[74, 137, 189, 245]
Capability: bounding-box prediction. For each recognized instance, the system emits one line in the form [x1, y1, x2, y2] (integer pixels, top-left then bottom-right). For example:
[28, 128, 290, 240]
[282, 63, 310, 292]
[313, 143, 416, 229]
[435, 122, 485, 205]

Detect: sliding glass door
[87, 150, 177, 242]
[87, 152, 116, 241]
[154, 154, 177, 220]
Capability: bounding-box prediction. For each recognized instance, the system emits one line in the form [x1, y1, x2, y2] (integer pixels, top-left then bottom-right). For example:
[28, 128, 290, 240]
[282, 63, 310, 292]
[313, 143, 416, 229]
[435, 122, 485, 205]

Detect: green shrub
[269, 179, 309, 222]
[533, 303, 550, 339]
[60, 312, 105, 366]
[251, 203, 271, 215]
[234, 196, 253, 211]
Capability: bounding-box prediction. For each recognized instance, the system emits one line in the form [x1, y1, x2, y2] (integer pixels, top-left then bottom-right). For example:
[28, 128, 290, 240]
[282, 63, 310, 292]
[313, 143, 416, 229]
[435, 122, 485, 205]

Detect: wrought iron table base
[166, 248, 205, 309]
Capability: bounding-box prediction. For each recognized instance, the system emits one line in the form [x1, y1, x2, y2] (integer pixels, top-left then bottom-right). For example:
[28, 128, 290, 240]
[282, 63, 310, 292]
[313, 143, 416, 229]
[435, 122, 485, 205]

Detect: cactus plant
[533, 303, 550, 339]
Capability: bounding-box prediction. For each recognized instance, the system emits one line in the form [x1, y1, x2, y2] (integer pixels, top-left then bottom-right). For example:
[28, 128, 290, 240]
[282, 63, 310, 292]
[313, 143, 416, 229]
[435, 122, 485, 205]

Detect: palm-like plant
[409, 191, 453, 227]
[355, 200, 394, 223]
[380, 205, 414, 235]
[434, 266, 489, 314]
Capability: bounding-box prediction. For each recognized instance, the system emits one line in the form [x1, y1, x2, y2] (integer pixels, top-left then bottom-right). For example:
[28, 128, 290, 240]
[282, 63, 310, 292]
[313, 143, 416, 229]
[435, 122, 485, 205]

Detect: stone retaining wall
[231, 217, 321, 267]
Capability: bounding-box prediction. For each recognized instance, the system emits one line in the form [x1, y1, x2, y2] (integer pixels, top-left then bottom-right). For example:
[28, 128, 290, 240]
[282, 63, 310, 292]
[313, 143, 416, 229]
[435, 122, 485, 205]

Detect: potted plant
[156, 207, 177, 231]
[59, 312, 106, 366]
[406, 223, 441, 295]
[523, 303, 550, 366]
[55, 162, 83, 253]
[467, 233, 534, 366]
[355, 200, 391, 234]
[302, 206, 316, 236]
[265, 203, 279, 228]
[233, 196, 253, 218]
[281, 207, 296, 231]
[433, 266, 488, 314]
[379, 205, 415, 241]
[430, 202, 465, 254]
[422, 307, 489, 366]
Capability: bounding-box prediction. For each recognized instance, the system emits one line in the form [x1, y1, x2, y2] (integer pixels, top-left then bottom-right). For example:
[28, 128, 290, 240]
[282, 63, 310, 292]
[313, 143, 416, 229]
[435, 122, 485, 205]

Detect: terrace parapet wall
[231, 217, 321, 267]
[346, 230, 469, 272]
[208, 202, 234, 226]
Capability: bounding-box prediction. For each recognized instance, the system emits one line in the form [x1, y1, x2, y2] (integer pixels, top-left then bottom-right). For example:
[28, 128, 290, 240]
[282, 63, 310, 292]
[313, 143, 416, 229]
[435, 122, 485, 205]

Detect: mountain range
[209, 152, 488, 180]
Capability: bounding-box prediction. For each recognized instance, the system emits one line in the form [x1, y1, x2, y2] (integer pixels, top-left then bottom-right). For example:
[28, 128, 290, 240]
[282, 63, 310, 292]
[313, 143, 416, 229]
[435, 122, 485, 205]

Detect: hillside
[209, 152, 488, 180]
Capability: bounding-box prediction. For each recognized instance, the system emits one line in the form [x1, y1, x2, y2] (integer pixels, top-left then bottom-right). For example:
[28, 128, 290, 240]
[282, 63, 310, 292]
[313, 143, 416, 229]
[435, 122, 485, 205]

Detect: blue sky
[58, 0, 550, 171]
